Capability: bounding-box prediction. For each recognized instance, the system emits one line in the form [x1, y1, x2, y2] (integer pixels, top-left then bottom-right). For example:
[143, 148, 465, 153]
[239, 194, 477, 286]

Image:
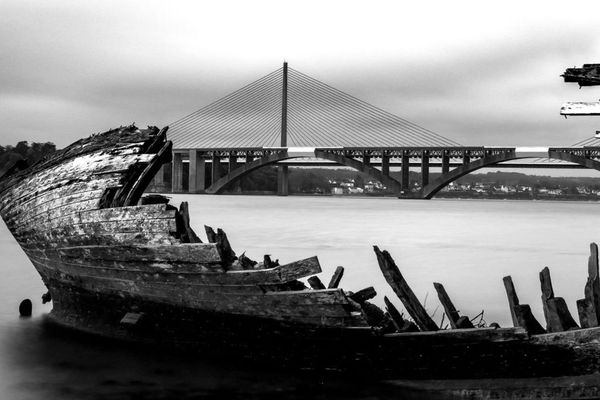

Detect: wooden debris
[360, 300, 385, 326]
[327, 266, 344, 289]
[238, 252, 257, 270]
[204, 226, 236, 266]
[503, 276, 520, 327]
[373, 246, 438, 331]
[578, 243, 600, 328]
[307, 276, 326, 290]
[433, 282, 472, 329]
[503, 275, 546, 335]
[540, 267, 579, 332]
[177, 202, 202, 243]
[263, 254, 279, 269]
[384, 296, 418, 332]
[349, 287, 377, 303]
[204, 225, 217, 243]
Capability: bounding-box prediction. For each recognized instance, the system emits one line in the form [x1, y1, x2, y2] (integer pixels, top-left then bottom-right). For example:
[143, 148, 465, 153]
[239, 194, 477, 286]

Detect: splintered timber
[1, 125, 600, 379]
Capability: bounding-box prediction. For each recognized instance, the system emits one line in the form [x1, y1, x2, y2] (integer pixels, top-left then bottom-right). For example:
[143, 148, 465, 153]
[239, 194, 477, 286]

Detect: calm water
[1, 195, 599, 399]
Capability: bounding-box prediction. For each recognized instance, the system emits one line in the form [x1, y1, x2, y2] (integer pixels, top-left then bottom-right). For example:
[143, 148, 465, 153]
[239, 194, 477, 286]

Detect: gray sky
[2, 0, 600, 149]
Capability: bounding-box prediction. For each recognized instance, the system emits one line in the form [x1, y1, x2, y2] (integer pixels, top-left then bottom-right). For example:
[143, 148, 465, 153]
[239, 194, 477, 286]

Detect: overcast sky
[2, 0, 600, 149]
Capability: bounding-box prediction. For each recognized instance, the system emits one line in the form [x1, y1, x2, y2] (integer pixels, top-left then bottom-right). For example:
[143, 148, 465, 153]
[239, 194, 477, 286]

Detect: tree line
[0, 141, 57, 171]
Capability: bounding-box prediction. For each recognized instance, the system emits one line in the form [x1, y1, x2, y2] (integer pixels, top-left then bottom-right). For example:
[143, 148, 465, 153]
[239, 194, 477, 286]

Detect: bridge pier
[171, 153, 183, 193]
[421, 150, 429, 188]
[401, 152, 410, 191]
[189, 150, 205, 193]
[212, 154, 224, 184]
[277, 165, 289, 196]
[382, 154, 390, 176]
[441, 151, 450, 174]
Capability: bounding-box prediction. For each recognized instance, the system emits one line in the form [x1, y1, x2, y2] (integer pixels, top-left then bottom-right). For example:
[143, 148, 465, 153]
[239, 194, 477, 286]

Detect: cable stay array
[168, 65, 460, 149]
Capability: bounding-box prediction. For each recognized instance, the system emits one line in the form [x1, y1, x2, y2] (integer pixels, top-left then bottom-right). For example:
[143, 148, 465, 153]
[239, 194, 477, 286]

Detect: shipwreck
[1, 125, 600, 379]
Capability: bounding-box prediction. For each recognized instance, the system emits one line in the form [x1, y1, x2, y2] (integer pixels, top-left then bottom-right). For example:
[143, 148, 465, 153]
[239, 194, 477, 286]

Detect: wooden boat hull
[2, 125, 600, 380]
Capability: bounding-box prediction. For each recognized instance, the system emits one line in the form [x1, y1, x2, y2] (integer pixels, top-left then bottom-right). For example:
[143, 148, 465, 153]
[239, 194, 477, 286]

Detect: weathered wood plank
[177, 202, 201, 243]
[433, 282, 460, 329]
[384, 296, 407, 331]
[579, 242, 600, 328]
[18, 230, 177, 248]
[350, 287, 377, 303]
[17, 215, 177, 238]
[0, 175, 121, 219]
[4, 189, 106, 229]
[540, 267, 578, 332]
[503, 275, 545, 334]
[28, 248, 321, 286]
[50, 243, 222, 264]
[327, 266, 344, 289]
[503, 276, 520, 327]
[514, 304, 546, 335]
[32, 259, 352, 323]
[14, 204, 176, 238]
[383, 327, 529, 342]
[373, 246, 438, 331]
[307, 276, 326, 290]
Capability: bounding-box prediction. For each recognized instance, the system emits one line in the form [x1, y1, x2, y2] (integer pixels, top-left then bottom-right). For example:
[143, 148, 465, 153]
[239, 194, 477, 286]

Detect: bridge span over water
[156, 64, 600, 199]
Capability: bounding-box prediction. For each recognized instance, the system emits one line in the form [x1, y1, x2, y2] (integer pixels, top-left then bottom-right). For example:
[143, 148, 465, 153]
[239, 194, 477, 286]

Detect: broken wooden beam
[373, 246, 438, 331]
[540, 267, 579, 332]
[577, 242, 600, 328]
[503, 275, 545, 335]
[204, 225, 217, 243]
[327, 266, 344, 289]
[178, 202, 202, 243]
[349, 287, 377, 303]
[307, 276, 326, 290]
[503, 276, 520, 327]
[433, 282, 474, 329]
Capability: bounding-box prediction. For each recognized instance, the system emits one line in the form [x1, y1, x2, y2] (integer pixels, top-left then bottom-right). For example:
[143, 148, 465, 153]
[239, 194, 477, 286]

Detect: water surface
[1, 196, 599, 398]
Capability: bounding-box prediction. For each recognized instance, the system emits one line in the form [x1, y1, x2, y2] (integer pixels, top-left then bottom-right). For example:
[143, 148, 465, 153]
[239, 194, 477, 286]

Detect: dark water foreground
[2, 315, 600, 400]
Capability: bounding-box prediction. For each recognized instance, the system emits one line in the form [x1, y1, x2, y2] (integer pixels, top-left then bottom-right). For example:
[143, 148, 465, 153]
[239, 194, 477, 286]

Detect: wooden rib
[434, 282, 458, 328]
[177, 201, 201, 243]
[122, 140, 172, 206]
[503, 276, 520, 327]
[579, 242, 600, 328]
[503, 275, 546, 334]
[327, 266, 344, 288]
[373, 246, 438, 331]
[539, 267, 578, 332]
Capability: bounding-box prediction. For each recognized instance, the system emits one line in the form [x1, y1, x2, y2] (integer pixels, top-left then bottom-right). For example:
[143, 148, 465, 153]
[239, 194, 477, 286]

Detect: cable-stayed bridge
[158, 63, 600, 199]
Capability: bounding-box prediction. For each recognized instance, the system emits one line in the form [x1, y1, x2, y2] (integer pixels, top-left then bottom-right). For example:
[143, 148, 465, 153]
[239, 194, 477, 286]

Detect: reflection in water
[1, 196, 600, 399]
[1, 317, 435, 400]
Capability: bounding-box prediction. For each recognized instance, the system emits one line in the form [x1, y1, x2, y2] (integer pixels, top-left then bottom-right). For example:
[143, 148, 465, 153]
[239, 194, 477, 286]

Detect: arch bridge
[163, 145, 600, 199]
[159, 63, 600, 199]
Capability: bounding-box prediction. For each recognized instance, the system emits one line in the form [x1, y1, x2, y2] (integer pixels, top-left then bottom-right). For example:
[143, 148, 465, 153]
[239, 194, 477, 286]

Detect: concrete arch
[206, 149, 402, 194]
[313, 150, 402, 193]
[206, 152, 293, 194]
[421, 150, 600, 199]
